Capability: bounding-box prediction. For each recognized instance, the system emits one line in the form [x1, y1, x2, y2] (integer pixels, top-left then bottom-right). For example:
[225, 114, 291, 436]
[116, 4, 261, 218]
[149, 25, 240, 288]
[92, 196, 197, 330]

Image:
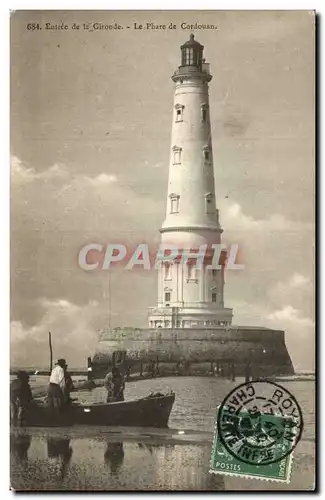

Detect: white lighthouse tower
[148, 34, 233, 329]
[94, 34, 294, 378]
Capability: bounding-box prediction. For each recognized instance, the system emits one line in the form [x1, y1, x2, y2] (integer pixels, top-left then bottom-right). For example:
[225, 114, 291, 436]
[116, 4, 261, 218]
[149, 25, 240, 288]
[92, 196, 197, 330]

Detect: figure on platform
[126, 365, 132, 381]
[147, 360, 157, 378]
[228, 363, 236, 382]
[10, 371, 33, 425]
[245, 361, 252, 384]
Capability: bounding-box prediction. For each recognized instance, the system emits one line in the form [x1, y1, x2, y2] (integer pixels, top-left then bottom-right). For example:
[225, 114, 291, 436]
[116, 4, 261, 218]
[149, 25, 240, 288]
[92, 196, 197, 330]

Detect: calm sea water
[10, 377, 315, 491]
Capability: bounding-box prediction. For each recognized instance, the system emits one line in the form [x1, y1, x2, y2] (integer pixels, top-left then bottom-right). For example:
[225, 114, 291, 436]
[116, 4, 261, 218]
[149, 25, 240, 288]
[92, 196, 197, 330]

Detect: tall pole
[108, 271, 111, 329]
[103, 273, 111, 329]
[48, 332, 53, 373]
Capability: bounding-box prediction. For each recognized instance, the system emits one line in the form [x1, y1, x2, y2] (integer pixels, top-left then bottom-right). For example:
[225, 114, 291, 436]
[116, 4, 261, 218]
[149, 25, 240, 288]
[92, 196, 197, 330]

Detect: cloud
[220, 200, 311, 233]
[11, 156, 70, 185]
[269, 273, 313, 299]
[10, 154, 157, 235]
[11, 156, 35, 183]
[267, 305, 313, 326]
[87, 173, 117, 185]
[289, 273, 311, 287]
[232, 272, 314, 371]
[266, 305, 314, 373]
[10, 297, 113, 368]
[10, 155, 161, 342]
[11, 155, 118, 189]
[267, 273, 314, 321]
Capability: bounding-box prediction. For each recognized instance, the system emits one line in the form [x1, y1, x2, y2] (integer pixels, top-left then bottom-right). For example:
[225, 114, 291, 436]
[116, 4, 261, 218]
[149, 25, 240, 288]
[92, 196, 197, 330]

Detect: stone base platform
[90, 326, 294, 378]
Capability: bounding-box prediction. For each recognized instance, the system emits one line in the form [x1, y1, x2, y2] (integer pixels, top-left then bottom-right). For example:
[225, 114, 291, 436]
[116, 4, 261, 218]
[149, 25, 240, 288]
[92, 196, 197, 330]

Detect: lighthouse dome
[180, 34, 204, 69]
[180, 33, 204, 49]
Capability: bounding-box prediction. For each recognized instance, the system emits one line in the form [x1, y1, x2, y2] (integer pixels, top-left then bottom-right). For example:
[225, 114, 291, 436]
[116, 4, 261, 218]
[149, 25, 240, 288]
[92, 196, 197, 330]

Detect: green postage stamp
[210, 424, 293, 483]
[210, 380, 303, 483]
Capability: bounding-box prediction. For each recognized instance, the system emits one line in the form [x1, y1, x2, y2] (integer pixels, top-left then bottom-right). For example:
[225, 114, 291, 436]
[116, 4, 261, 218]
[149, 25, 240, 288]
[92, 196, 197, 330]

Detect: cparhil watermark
[77, 243, 244, 271]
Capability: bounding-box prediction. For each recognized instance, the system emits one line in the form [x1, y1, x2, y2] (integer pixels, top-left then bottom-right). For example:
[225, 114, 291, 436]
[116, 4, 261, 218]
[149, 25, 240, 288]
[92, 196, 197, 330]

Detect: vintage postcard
[10, 10, 315, 491]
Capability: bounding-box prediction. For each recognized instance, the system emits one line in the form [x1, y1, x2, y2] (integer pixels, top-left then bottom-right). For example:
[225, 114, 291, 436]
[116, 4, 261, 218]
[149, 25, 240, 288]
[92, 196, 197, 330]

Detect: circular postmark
[217, 380, 303, 466]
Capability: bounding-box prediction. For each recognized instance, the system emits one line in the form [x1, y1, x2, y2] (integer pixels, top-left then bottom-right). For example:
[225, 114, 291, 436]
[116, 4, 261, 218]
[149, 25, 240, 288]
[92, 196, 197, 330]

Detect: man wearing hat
[47, 359, 66, 412]
[10, 371, 33, 425]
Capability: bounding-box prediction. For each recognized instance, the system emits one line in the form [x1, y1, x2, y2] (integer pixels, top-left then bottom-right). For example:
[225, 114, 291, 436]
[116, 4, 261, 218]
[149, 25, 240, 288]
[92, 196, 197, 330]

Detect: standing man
[47, 359, 66, 412]
[104, 367, 125, 403]
[10, 371, 33, 425]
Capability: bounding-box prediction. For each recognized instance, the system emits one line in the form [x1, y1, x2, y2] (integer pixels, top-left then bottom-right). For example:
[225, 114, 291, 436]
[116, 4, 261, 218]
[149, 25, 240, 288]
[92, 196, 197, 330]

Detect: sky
[10, 10, 315, 370]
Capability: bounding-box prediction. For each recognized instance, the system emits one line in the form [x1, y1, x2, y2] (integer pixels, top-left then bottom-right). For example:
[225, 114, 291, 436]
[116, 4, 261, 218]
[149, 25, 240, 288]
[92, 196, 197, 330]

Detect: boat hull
[21, 393, 175, 428]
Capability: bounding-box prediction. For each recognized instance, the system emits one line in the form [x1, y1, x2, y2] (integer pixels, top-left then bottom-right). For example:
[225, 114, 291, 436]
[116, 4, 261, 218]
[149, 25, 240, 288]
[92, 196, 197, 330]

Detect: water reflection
[137, 442, 175, 454]
[47, 437, 73, 480]
[11, 434, 225, 491]
[10, 433, 31, 461]
[104, 442, 124, 475]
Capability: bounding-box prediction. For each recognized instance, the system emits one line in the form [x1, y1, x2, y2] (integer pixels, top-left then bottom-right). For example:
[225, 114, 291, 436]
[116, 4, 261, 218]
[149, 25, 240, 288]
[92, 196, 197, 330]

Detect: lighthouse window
[212, 292, 217, 303]
[171, 198, 178, 213]
[203, 145, 211, 163]
[164, 263, 172, 280]
[184, 47, 195, 65]
[205, 193, 213, 213]
[175, 104, 184, 123]
[165, 292, 171, 303]
[170, 193, 180, 213]
[173, 146, 182, 164]
[187, 264, 196, 280]
[201, 104, 209, 123]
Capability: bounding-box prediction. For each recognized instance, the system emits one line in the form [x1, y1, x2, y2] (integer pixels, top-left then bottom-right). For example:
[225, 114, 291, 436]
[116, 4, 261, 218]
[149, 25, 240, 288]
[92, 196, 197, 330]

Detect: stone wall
[91, 326, 294, 376]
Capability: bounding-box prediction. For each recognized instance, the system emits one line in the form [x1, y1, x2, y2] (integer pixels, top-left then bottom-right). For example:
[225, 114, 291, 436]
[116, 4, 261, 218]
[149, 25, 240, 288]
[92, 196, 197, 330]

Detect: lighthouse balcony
[148, 305, 233, 329]
[172, 65, 212, 83]
[149, 303, 232, 311]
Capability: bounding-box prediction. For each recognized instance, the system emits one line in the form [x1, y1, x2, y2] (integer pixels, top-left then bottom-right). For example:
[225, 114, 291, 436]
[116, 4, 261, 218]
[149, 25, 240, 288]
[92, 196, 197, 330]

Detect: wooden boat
[20, 392, 176, 428]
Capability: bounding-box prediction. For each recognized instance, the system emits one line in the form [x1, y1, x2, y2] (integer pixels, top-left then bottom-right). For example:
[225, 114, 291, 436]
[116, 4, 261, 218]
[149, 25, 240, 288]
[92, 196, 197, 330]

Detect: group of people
[10, 358, 74, 424]
[10, 359, 125, 425]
